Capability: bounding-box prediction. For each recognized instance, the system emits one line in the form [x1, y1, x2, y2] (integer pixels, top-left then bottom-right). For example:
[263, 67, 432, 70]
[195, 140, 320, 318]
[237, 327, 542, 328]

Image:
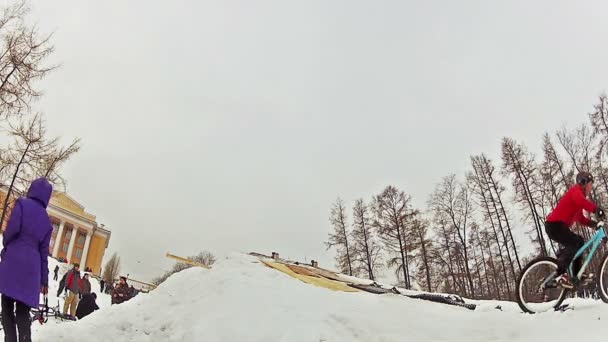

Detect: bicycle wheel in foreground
[517, 256, 568, 313]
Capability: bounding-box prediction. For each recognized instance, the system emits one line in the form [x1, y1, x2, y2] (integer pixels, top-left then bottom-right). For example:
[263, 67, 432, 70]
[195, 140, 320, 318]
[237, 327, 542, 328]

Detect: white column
[52, 221, 65, 257]
[66, 227, 78, 264]
[80, 232, 93, 271]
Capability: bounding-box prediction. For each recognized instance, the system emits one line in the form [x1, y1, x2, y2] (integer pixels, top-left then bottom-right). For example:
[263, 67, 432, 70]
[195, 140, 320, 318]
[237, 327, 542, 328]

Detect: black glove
[596, 207, 605, 219]
[589, 220, 599, 229]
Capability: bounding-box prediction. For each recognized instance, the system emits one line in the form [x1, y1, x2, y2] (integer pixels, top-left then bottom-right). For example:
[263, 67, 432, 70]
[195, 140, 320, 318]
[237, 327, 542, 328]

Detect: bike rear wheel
[517, 256, 568, 313]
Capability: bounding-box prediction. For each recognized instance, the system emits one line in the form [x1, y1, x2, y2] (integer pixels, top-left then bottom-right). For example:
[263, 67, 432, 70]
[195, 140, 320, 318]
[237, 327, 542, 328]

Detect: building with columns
[0, 187, 111, 276]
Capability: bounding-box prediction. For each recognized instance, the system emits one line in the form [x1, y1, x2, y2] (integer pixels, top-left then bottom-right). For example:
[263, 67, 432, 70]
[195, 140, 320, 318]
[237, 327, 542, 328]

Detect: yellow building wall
[0, 190, 110, 276]
[86, 234, 108, 275]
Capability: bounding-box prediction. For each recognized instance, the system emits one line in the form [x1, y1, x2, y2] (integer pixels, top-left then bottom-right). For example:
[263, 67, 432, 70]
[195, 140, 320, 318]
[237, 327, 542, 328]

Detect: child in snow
[0, 178, 54, 342]
[545, 171, 605, 288]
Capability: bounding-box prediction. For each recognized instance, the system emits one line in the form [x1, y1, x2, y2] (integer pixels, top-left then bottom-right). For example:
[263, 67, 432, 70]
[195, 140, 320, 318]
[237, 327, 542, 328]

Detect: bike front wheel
[596, 252, 608, 303]
[517, 256, 568, 313]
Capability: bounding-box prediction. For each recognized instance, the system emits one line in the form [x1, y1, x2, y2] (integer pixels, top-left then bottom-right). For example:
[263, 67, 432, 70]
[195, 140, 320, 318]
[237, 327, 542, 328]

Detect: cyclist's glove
[596, 207, 605, 219]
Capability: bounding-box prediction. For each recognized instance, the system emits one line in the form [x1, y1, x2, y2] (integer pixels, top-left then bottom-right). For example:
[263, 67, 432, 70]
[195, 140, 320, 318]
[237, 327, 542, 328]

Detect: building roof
[0, 185, 110, 233]
[50, 192, 97, 222]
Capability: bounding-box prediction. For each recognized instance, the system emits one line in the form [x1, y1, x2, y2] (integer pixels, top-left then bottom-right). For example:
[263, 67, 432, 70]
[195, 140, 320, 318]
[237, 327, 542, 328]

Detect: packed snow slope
[14, 253, 608, 341]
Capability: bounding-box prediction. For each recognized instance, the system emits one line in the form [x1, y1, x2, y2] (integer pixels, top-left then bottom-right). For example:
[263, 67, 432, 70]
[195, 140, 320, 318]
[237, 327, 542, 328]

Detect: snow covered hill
[3, 253, 608, 341]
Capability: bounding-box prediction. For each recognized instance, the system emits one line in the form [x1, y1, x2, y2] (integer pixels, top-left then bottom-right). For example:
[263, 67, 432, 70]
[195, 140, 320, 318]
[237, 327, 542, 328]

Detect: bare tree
[428, 175, 475, 298]
[589, 93, 608, 146]
[430, 218, 463, 295]
[0, 0, 56, 119]
[501, 137, 549, 256]
[351, 199, 382, 280]
[326, 197, 355, 276]
[469, 154, 519, 296]
[589, 94, 608, 198]
[39, 138, 81, 182]
[556, 124, 595, 174]
[410, 216, 432, 292]
[102, 252, 121, 283]
[373, 185, 416, 289]
[0, 113, 51, 227]
[470, 223, 494, 299]
[0, 113, 81, 229]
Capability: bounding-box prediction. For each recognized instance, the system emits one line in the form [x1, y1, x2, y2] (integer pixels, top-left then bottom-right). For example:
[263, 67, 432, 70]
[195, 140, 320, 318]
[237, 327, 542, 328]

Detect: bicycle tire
[517, 256, 568, 313]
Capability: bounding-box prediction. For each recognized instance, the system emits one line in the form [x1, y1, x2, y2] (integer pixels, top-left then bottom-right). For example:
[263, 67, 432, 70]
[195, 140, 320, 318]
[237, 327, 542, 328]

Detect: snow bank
[17, 253, 608, 342]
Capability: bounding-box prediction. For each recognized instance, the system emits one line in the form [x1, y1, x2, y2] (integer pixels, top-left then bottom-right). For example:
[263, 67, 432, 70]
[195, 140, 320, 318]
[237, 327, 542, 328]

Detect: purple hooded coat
[0, 178, 53, 308]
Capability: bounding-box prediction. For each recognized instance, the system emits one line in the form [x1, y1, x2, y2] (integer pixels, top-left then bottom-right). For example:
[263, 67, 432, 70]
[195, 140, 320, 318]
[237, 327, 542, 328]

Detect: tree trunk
[481, 155, 523, 266]
[470, 243, 484, 298]
[477, 164, 519, 285]
[340, 214, 353, 276]
[417, 226, 432, 292]
[440, 224, 460, 295]
[0, 142, 31, 229]
[395, 221, 409, 289]
[361, 223, 374, 280]
[475, 229, 493, 299]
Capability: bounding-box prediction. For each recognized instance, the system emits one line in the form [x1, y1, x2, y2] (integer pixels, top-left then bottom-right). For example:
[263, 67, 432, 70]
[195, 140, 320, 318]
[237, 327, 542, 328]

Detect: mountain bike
[516, 221, 608, 313]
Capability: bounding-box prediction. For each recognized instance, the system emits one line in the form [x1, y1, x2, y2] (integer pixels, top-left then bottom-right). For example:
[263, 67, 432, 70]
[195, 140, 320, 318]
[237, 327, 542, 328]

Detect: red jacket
[547, 185, 596, 227]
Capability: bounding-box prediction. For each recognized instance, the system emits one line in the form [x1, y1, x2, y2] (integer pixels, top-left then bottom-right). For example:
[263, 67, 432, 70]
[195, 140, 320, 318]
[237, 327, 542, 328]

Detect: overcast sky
[24, 0, 608, 281]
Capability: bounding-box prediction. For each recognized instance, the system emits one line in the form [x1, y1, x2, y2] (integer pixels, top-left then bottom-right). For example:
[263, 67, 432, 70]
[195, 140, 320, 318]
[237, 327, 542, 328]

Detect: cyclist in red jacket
[545, 171, 605, 288]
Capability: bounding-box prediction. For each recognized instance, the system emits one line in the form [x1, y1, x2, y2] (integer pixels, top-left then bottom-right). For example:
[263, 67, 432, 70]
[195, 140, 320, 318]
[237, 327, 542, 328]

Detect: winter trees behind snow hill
[327, 94, 608, 301]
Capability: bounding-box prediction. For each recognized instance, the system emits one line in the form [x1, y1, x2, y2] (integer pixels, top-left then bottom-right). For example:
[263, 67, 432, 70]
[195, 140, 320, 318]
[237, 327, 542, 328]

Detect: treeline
[326, 94, 608, 300]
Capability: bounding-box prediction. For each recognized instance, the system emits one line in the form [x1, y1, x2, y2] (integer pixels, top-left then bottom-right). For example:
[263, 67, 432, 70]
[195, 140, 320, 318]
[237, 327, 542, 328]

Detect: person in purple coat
[0, 178, 53, 342]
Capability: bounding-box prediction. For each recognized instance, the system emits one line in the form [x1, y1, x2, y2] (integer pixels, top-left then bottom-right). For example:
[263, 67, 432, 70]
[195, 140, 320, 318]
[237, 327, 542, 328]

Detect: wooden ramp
[261, 260, 359, 293]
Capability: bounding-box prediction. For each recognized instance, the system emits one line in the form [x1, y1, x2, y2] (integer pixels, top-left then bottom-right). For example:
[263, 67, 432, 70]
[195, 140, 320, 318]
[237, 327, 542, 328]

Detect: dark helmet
[576, 171, 594, 185]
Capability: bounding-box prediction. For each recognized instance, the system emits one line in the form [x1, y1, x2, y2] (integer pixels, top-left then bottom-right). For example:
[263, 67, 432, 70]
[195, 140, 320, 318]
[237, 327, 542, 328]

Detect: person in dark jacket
[57, 271, 68, 297]
[112, 276, 131, 305]
[63, 264, 81, 318]
[546, 171, 605, 288]
[80, 273, 92, 298]
[53, 265, 60, 281]
[75, 293, 99, 320]
[0, 178, 53, 342]
[100, 279, 105, 293]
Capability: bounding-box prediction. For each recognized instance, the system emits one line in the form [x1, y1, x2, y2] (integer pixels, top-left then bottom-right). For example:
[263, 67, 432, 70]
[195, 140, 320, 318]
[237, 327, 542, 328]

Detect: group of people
[56, 263, 99, 320]
[0, 177, 140, 342]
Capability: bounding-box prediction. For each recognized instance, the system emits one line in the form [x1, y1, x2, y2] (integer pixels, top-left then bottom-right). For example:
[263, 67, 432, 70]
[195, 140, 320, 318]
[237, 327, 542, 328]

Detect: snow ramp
[36, 253, 608, 342]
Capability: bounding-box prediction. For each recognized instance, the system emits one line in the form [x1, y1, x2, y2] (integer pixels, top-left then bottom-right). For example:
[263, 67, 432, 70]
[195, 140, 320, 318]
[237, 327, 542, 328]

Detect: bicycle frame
[568, 223, 607, 280]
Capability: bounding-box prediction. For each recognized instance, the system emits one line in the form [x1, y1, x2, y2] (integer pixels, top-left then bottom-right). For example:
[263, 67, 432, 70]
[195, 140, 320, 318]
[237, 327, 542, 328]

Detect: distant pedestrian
[100, 279, 105, 293]
[63, 264, 81, 319]
[53, 265, 59, 281]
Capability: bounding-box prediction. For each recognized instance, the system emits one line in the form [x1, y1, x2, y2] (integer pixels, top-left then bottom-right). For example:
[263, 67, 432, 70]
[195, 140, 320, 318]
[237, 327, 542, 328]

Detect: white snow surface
[0, 256, 111, 338]
[4, 253, 608, 341]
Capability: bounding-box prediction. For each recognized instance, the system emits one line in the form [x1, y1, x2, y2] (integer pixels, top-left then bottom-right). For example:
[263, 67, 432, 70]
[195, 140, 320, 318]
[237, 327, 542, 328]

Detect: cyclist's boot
[580, 272, 595, 286]
[555, 273, 574, 289]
